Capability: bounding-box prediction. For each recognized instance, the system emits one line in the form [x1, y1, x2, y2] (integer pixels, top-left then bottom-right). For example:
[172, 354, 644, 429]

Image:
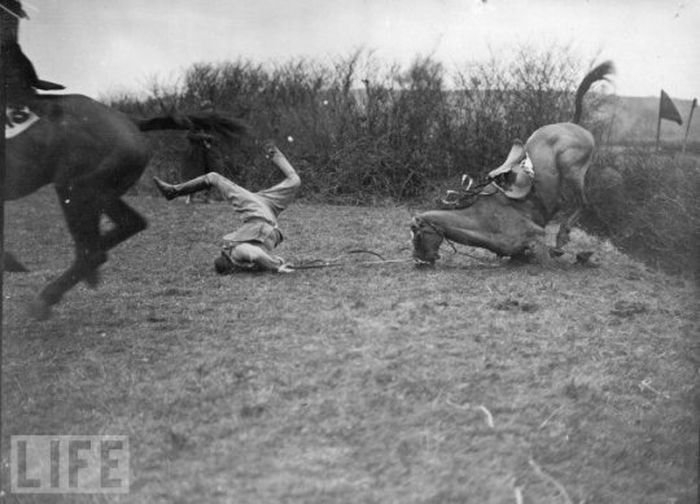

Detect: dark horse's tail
[133, 112, 249, 138]
[572, 60, 614, 125]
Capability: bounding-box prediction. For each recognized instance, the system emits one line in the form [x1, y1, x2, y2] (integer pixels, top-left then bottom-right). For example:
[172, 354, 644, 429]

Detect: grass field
[2, 187, 698, 503]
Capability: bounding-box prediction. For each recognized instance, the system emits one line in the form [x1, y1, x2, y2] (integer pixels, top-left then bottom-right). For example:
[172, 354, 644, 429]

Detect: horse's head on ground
[410, 216, 444, 265]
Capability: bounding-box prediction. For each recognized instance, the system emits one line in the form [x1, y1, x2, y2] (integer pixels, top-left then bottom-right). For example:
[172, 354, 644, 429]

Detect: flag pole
[655, 90, 663, 152]
[681, 98, 697, 155]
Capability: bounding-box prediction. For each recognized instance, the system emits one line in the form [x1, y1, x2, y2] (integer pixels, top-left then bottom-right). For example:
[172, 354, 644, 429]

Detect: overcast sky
[18, 0, 699, 100]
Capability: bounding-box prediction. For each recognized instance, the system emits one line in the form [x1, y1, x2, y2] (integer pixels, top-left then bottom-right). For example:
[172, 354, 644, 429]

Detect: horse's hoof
[576, 251, 596, 266]
[27, 298, 52, 321]
[508, 253, 531, 265]
[549, 248, 565, 257]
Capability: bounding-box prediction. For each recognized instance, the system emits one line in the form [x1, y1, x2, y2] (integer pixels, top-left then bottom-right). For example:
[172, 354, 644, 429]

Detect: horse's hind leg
[555, 207, 583, 250]
[29, 195, 147, 320]
[98, 197, 147, 252]
[554, 208, 597, 265]
[29, 187, 105, 319]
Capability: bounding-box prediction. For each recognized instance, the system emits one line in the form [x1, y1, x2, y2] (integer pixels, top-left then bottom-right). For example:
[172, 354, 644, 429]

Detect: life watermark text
[10, 436, 129, 494]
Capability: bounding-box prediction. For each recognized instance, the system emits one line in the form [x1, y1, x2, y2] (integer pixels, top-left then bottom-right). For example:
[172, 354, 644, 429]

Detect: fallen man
[153, 140, 300, 274]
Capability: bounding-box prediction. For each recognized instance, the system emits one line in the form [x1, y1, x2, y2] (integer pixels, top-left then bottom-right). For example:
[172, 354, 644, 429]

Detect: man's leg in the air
[153, 172, 240, 201]
[256, 141, 301, 213]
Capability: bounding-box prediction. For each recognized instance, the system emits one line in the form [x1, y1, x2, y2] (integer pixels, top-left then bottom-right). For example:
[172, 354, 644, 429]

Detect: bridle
[413, 216, 501, 266]
[412, 218, 450, 265]
[441, 175, 498, 208]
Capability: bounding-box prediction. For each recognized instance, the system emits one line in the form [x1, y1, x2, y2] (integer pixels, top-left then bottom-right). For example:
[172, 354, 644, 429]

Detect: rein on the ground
[290, 249, 413, 270]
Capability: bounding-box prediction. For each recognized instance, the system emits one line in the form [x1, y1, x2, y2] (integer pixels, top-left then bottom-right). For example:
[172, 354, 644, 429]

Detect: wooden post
[682, 98, 697, 155]
[655, 90, 663, 152]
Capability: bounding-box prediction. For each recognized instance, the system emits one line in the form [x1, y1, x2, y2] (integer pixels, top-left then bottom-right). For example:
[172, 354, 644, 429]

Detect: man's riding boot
[153, 176, 211, 200]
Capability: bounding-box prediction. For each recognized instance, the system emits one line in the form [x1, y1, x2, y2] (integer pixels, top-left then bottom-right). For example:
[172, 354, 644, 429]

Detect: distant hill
[604, 95, 699, 145]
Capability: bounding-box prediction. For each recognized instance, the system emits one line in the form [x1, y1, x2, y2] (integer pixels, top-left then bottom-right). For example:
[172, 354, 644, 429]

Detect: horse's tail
[572, 60, 614, 124]
[133, 112, 249, 139]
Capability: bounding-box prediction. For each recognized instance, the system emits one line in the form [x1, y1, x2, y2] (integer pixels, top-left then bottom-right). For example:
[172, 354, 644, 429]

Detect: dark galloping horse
[4, 94, 247, 319]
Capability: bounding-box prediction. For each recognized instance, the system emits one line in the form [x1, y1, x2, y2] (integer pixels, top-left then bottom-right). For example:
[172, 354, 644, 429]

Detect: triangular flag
[659, 89, 683, 125]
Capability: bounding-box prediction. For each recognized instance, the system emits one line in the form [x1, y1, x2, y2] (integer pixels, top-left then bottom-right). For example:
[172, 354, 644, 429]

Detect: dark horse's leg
[28, 142, 149, 319]
[29, 188, 147, 320]
[98, 197, 148, 253]
[28, 184, 104, 319]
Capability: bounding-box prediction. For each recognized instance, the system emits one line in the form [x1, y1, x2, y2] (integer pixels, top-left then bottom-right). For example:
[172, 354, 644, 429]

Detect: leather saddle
[487, 140, 534, 200]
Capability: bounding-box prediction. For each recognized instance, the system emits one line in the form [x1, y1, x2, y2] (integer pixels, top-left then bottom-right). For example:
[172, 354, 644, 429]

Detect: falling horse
[4, 94, 248, 319]
[411, 61, 614, 266]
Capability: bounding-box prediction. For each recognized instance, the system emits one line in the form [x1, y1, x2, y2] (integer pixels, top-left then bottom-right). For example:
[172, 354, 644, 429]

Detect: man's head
[214, 252, 234, 275]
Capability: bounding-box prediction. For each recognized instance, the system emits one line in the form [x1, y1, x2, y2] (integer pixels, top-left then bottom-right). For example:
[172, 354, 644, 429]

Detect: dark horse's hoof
[27, 298, 52, 321]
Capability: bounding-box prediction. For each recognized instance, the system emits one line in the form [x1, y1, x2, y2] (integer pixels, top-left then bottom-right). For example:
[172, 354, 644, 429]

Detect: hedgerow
[108, 45, 605, 200]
